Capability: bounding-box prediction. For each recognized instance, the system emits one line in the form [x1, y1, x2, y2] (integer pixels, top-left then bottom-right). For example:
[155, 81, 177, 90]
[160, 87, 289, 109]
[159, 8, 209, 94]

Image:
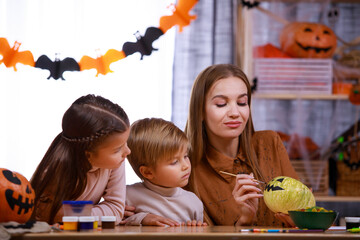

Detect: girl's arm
[92, 163, 126, 225]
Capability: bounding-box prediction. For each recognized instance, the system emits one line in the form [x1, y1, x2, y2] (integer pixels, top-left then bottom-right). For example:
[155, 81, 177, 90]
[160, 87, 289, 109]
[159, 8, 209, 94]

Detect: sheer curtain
[171, 0, 237, 130]
[0, 0, 175, 184]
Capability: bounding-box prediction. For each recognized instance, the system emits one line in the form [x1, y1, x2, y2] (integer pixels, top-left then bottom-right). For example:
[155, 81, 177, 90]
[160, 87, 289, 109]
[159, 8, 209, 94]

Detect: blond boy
[125, 118, 205, 226]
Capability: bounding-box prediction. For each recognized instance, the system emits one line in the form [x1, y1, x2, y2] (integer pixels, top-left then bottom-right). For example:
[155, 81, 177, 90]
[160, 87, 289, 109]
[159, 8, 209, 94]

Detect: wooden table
[10, 226, 359, 240]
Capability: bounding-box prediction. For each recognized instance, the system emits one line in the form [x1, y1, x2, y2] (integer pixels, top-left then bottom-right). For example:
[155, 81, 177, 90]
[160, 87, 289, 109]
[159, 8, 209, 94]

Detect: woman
[184, 64, 298, 226]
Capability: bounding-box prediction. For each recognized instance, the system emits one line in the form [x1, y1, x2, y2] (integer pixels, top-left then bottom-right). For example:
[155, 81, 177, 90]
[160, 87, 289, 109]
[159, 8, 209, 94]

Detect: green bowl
[288, 211, 338, 230]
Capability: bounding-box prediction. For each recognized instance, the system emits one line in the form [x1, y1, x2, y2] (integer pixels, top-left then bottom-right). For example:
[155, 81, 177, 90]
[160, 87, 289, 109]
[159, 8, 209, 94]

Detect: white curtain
[0, 0, 175, 184]
[171, 0, 237, 130]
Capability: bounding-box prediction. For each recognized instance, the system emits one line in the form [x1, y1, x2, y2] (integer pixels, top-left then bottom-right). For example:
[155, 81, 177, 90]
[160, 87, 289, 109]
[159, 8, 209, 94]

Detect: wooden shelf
[253, 93, 349, 100]
[316, 196, 360, 202]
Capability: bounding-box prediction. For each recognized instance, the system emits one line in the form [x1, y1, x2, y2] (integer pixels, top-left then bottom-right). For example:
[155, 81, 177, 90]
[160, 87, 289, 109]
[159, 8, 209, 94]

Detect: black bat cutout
[241, 0, 260, 9]
[251, 77, 257, 93]
[35, 55, 80, 80]
[123, 27, 164, 60]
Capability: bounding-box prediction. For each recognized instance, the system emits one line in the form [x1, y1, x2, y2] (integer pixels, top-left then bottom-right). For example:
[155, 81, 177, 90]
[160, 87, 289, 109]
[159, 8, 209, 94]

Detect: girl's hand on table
[275, 212, 296, 227]
[142, 213, 180, 227]
[119, 205, 136, 225]
[183, 220, 208, 226]
[232, 173, 263, 226]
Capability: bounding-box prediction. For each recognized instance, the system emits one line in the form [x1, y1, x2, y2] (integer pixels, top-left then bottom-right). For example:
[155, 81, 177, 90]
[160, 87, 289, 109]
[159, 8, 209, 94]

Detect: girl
[185, 64, 298, 227]
[30, 94, 131, 225]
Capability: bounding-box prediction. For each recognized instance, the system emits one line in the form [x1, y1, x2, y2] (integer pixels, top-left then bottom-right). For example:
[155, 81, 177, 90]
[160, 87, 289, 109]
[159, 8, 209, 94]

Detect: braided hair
[30, 94, 129, 224]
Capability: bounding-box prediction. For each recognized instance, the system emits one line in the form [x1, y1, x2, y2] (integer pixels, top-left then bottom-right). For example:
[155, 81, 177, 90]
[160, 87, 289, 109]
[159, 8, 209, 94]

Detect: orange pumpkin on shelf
[279, 22, 337, 58]
[349, 84, 360, 105]
[0, 168, 35, 223]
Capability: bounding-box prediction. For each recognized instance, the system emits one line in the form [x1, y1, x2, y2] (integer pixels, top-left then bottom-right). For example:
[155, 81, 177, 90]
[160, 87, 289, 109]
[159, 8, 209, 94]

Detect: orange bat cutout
[79, 49, 125, 77]
[159, 0, 198, 33]
[0, 38, 35, 71]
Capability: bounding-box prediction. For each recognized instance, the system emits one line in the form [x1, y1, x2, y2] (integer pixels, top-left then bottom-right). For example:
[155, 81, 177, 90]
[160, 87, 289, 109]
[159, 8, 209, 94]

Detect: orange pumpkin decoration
[279, 22, 337, 58]
[349, 84, 360, 105]
[0, 168, 35, 223]
[253, 43, 291, 58]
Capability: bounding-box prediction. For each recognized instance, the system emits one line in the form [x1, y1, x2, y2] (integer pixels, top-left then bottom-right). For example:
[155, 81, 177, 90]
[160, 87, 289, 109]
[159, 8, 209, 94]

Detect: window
[0, 0, 175, 184]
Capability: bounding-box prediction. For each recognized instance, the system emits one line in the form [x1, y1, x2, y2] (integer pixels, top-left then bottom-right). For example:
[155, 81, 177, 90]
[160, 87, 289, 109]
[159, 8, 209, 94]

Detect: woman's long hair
[184, 64, 264, 197]
[30, 94, 129, 224]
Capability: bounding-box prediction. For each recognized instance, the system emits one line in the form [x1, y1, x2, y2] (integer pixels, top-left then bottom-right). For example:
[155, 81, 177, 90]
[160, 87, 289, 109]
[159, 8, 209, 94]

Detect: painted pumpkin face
[263, 176, 315, 214]
[280, 22, 337, 58]
[349, 84, 360, 105]
[0, 168, 35, 223]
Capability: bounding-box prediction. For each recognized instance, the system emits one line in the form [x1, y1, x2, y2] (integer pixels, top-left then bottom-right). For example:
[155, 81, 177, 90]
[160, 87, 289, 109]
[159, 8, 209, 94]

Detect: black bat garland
[241, 0, 260, 9]
[123, 27, 164, 60]
[35, 55, 80, 80]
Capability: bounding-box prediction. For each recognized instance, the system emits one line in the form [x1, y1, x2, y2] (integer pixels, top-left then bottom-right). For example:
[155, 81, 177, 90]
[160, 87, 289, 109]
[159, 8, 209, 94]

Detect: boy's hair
[127, 118, 189, 179]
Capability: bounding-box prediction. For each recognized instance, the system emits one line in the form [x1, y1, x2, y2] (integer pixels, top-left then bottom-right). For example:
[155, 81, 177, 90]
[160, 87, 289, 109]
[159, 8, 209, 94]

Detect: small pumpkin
[279, 22, 337, 58]
[263, 176, 315, 214]
[349, 84, 360, 105]
[0, 168, 35, 223]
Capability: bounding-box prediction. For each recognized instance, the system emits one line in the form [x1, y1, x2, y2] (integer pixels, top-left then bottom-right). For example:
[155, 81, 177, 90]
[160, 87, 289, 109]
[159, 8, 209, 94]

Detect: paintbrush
[219, 171, 266, 184]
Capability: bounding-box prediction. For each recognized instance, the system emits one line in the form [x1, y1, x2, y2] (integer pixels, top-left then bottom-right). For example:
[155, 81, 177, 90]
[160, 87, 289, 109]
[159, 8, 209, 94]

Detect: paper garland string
[0, 0, 198, 80]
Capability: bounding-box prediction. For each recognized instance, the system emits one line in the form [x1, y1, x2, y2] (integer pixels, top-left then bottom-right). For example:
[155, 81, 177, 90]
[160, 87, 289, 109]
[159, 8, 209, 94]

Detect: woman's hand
[274, 213, 296, 227]
[141, 213, 180, 227]
[232, 173, 263, 226]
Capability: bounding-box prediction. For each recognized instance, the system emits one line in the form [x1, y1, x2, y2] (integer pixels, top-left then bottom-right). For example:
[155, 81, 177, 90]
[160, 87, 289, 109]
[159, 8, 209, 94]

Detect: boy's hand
[124, 205, 136, 217]
[141, 213, 180, 227]
[119, 205, 136, 225]
[183, 220, 208, 226]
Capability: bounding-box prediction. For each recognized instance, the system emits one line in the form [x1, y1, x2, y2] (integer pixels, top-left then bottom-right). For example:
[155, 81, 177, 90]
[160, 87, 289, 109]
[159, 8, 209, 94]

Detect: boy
[125, 118, 206, 226]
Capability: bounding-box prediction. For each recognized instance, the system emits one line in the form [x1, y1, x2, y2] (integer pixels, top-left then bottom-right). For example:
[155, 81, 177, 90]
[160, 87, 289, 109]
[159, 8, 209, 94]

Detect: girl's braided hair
[31, 94, 129, 224]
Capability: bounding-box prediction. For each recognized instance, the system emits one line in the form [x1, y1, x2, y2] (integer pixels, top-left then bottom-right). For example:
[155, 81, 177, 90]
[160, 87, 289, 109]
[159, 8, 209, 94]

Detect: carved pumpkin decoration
[0, 168, 35, 223]
[279, 22, 337, 58]
[263, 176, 315, 214]
[349, 84, 360, 105]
